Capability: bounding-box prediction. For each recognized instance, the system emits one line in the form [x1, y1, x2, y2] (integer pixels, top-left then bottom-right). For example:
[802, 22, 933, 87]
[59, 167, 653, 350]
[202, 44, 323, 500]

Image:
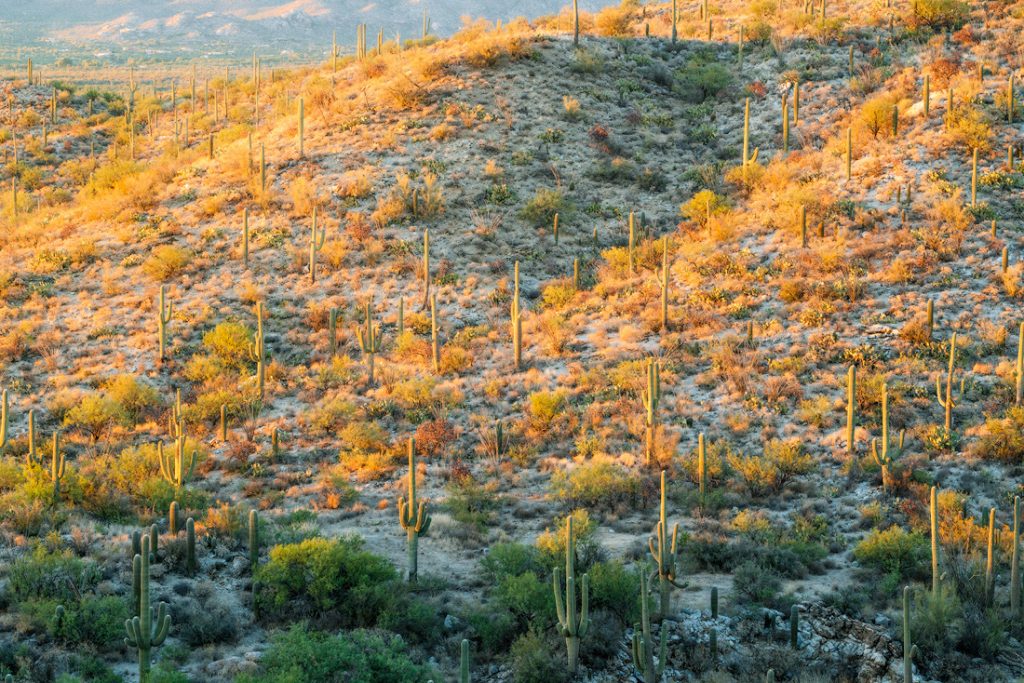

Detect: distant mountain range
[1, 0, 621, 59]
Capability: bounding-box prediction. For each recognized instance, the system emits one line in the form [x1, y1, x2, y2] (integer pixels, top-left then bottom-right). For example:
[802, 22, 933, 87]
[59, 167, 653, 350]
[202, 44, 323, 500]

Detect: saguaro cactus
[249, 302, 266, 400]
[512, 262, 522, 370]
[45, 431, 65, 505]
[631, 567, 666, 683]
[870, 383, 904, 493]
[642, 359, 661, 465]
[902, 585, 919, 683]
[157, 285, 172, 362]
[742, 98, 759, 181]
[553, 515, 589, 675]
[398, 438, 431, 582]
[168, 501, 179, 535]
[124, 534, 170, 681]
[329, 308, 339, 358]
[971, 147, 978, 207]
[308, 207, 325, 283]
[935, 333, 963, 431]
[422, 229, 431, 309]
[356, 299, 383, 383]
[158, 436, 196, 490]
[185, 517, 197, 574]
[628, 211, 636, 274]
[660, 238, 669, 330]
[649, 470, 685, 619]
[846, 365, 856, 455]
[923, 74, 930, 117]
[248, 509, 260, 571]
[572, 0, 580, 47]
[430, 293, 441, 374]
[671, 0, 677, 43]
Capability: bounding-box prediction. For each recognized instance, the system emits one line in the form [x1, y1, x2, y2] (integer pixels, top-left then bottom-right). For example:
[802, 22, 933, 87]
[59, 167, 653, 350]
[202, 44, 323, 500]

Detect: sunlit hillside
[0, 1, 1023, 682]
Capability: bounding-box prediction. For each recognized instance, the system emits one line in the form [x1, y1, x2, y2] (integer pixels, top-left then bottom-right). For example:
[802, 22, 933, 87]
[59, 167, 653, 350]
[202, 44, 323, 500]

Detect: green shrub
[202, 321, 254, 371]
[28, 595, 129, 648]
[587, 560, 640, 623]
[142, 245, 191, 280]
[494, 570, 554, 630]
[676, 61, 733, 102]
[102, 374, 159, 424]
[254, 537, 399, 627]
[520, 188, 569, 228]
[852, 525, 929, 581]
[733, 560, 782, 606]
[913, 582, 964, 656]
[8, 545, 102, 605]
[509, 629, 571, 683]
[238, 624, 437, 683]
[970, 407, 1024, 462]
[550, 460, 642, 510]
[464, 606, 518, 658]
[63, 393, 125, 441]
[906, 0, 969, 29]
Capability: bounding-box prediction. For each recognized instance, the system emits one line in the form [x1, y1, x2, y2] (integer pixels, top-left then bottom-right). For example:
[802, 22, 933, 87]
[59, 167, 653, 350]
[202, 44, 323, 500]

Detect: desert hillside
[0, 1, 1023, 682]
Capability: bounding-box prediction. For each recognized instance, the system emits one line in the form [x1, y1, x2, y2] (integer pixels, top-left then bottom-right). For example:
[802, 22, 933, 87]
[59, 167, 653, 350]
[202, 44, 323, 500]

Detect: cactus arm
[553, 567, 567, 627]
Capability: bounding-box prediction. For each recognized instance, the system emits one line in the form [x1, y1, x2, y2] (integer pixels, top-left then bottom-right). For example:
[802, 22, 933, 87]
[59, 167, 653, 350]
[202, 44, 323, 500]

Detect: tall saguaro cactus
[157, 285, 172, 362]
[125, 533, 170, 681]
[846, 365, 856, 455]
[158, 436, 196, 490]
[430, 294, 441, 374]
[632, 566, 667, 683]
[512, 261, 522, 370]
[249, 302, 266, 400]
[356, 299, 383, 384]
[870, 383, 904, 493]
[649, 470, 685, 620]
[398, 438, 431, 582]
[660, 238, 669, 331]
[553, 515, 589, 675]
[572, 0, 580, 47]
[642, 359, 661, 466]
[935, 333, 963, 431]
[45, 431, 65, 505]
[742, 98, 759, 183]
[308, 207, 326, 283]
[422, 229, 431, 309]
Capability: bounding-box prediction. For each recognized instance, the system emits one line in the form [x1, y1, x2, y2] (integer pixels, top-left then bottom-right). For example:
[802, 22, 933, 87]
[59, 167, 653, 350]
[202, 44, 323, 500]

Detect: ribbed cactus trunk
[512, 262, 522, 370]
[846, 365, 856, 455]
[398, 438, 430, 582]
[572, 0, 580, 47]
